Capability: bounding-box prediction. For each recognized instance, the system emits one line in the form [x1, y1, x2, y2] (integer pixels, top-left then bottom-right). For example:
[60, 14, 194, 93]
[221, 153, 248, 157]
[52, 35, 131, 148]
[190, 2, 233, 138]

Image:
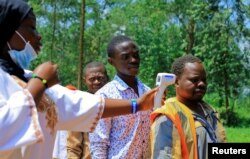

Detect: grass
[225, 127, 250, 143]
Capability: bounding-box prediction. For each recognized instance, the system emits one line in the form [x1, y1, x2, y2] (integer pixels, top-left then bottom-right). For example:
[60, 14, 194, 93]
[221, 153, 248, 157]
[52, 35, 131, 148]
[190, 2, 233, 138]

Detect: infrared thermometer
[154, 73, 176, 109]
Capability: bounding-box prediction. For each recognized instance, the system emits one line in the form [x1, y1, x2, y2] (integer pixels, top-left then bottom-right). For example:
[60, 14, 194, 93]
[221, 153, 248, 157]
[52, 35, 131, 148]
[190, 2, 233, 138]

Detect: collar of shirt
[113, 75, 149, 96]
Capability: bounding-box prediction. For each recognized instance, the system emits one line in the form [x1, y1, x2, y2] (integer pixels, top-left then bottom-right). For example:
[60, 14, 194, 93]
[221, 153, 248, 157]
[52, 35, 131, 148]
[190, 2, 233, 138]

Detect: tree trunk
[186, 19, 195, 54]
[50, 0, 57, 61]
[223, 61, 230, 124]
[77, 0, 85, 90]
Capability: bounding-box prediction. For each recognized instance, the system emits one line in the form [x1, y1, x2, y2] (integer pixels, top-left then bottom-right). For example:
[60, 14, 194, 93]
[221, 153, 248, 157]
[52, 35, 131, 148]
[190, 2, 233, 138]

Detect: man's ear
[108, 57, 113, 66]
[175, 77, 180, 87]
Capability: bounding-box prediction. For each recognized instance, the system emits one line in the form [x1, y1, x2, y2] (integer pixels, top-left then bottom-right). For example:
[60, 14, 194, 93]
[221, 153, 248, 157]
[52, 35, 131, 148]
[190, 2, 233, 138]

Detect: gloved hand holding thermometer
[154, 73, 176, 109]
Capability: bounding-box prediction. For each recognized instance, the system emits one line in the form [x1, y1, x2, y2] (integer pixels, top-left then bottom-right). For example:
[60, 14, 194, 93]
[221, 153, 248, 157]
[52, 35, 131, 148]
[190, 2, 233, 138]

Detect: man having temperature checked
[150, 55, 226, 159]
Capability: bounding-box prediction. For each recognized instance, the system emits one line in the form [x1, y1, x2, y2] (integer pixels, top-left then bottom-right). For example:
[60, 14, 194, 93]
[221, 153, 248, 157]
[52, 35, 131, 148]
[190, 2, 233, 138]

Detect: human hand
[137, 87, 159, 111]
[33, 61, 59, 88]
[161, 90, 167, 106]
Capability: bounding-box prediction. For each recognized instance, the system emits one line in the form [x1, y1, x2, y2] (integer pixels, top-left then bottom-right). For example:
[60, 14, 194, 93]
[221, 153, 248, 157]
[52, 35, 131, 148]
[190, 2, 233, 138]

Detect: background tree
[77, 0, 85, 90]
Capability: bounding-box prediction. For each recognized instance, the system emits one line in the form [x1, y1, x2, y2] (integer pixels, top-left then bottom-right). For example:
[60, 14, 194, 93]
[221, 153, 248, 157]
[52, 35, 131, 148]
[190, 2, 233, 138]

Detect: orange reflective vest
[150, 97, 198, 159]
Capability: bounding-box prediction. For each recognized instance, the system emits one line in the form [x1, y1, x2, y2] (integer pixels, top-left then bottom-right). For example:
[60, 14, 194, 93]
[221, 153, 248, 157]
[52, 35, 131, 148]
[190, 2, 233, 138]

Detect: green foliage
[226, 127, 250, 142]
[205, 93, 250, 127]
[28, 0, 250, 126]
[219, 107, 242, 127]
[28, 0, 82, 87]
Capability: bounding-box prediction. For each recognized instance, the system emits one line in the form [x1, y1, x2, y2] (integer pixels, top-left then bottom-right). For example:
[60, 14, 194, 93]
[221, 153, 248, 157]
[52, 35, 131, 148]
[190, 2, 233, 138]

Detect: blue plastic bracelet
[131, 99, 138, 114]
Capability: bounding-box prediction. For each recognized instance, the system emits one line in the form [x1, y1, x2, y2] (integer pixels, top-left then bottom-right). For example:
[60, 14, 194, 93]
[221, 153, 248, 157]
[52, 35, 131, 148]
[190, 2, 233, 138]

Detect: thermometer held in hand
[154, 73, 176, 109]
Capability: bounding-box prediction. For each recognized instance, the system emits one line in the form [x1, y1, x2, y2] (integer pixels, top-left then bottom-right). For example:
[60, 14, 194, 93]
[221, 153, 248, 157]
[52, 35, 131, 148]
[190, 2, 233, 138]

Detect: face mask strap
[15, 31, 27, 43]
[7, 31, 28, 51]
[7, 42, 12, 50]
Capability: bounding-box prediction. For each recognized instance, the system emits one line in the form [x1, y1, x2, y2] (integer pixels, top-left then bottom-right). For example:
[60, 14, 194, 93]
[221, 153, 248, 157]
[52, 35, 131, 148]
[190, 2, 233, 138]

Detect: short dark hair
[83, 61, 108, 77]
[171, 54, 202, 77]
[107, 35, 133, 57]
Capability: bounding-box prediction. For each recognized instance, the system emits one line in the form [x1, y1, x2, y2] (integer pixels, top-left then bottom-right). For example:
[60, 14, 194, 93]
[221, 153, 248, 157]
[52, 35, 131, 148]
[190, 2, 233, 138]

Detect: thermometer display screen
[164, 75, 174, 81]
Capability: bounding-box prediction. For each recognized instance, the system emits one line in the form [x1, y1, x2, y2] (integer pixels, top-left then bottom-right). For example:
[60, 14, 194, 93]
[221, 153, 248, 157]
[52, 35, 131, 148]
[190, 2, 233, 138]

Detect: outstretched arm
[45, 86, 158, 132]
[101, 87, 158, 118]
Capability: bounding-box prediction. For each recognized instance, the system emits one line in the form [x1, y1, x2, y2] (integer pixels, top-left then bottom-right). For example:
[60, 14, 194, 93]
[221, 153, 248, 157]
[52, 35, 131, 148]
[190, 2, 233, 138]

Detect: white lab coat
[0, 68, 104, 159]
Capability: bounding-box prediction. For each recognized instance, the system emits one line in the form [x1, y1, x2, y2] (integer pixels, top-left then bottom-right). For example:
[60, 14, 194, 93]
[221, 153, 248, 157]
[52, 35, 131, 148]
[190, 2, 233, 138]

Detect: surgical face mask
[8, 31, 37, 69]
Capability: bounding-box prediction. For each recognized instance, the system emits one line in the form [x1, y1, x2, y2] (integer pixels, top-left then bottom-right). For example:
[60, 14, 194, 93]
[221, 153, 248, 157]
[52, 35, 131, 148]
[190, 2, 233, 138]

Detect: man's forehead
[86, 72, 105, 77]
[86, 65, 104, 71]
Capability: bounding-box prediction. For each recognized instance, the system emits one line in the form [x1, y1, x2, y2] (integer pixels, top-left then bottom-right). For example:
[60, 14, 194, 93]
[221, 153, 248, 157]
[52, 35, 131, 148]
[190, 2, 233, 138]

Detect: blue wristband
[131, 99, 138, 114]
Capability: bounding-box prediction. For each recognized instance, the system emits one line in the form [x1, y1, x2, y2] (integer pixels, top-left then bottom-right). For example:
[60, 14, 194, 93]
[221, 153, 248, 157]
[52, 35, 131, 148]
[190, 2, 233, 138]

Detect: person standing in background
[82, 61, 109, 94]
[89, 35, 151, 159]
[66, 61, 109, 159]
